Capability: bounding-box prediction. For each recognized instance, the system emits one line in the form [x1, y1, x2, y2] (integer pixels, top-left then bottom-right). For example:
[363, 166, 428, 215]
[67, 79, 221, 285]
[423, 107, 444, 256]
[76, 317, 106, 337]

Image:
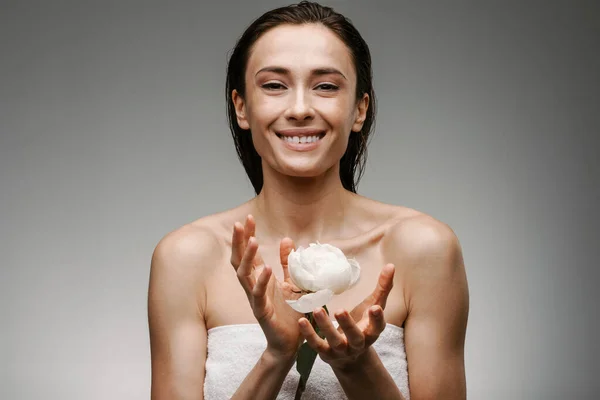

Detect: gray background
[1, 0, 599, 398]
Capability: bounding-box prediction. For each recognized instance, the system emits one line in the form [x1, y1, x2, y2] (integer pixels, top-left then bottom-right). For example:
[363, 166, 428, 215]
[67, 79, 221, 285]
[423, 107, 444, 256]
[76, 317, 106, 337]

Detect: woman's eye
[262, 82, 286, 90]
[315, 83, 339, 91]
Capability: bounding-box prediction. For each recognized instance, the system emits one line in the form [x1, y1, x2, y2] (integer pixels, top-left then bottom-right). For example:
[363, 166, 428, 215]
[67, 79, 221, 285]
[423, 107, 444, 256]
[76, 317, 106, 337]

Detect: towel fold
[204, 322, 410, 399]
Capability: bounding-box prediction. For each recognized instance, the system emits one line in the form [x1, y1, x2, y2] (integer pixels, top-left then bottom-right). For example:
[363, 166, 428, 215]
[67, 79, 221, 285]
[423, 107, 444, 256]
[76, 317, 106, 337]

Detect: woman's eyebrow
[255, 66, 347, 80]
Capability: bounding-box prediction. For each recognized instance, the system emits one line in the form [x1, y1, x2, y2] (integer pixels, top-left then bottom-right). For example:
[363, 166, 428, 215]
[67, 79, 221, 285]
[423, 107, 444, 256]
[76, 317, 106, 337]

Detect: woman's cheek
[320, 98, 354, 125]
[257, 98, 286, 121]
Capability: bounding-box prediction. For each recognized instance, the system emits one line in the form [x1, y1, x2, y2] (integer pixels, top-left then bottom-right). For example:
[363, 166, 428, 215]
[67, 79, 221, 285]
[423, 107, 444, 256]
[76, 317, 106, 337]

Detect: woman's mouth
[275, 133, 325, 144]
[275, 131, 326, 151]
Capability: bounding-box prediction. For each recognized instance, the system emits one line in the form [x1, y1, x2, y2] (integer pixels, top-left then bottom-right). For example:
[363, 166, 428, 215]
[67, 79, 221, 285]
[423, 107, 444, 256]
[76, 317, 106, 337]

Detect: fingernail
[372, 307, 382, 316]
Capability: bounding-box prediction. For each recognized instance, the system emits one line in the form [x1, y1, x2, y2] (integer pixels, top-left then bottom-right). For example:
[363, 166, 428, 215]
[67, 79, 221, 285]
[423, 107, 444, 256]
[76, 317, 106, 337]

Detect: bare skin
[148, 22, 469, 400]
[202, 196, 414, 332]
[148, 195, 469, 399]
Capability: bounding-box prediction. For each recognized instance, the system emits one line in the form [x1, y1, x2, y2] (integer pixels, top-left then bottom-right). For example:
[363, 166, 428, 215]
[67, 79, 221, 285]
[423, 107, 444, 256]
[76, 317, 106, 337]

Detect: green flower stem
[294, 305, 329, 400]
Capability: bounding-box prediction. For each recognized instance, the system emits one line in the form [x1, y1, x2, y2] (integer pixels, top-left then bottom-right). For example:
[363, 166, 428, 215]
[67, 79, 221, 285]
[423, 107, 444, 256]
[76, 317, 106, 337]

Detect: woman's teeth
[280, 135, 322, 144]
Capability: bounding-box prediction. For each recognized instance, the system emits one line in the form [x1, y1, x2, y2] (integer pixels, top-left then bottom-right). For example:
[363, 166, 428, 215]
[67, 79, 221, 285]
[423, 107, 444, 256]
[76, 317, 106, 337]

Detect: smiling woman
[148, 1, 469, 400]
[225, 10, 374, 194]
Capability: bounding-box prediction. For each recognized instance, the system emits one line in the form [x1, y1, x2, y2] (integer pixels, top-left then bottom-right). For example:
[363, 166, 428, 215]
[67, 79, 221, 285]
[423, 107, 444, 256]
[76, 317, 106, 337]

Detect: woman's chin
[261, 154, 340, 180]
[283, 168, 325, 178]
[274, 163, 331, 179]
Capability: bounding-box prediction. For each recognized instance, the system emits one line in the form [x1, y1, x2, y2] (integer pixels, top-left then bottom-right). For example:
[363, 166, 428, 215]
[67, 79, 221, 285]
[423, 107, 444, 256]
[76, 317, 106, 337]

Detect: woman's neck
[250, 165, 356, 247]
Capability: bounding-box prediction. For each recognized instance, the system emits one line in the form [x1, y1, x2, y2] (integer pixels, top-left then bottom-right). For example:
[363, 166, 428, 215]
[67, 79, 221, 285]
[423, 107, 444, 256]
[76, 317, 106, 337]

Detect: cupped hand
[230, 214, 305, 358]
[297, 263, 396, 369]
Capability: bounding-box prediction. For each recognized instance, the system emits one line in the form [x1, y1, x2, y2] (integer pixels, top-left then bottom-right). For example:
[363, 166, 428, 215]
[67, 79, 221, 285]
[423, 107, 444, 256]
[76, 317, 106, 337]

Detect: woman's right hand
[230, 214, 305, 359]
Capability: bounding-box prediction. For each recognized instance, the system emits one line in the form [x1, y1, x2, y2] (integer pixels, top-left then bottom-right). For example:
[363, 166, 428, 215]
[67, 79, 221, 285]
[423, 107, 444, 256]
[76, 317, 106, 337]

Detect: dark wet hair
[225, 1, 376, 194]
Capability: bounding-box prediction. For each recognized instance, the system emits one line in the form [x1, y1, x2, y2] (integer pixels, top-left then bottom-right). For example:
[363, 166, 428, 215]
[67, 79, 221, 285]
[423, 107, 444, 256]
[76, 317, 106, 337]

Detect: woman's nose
[284, 90, 315, 121]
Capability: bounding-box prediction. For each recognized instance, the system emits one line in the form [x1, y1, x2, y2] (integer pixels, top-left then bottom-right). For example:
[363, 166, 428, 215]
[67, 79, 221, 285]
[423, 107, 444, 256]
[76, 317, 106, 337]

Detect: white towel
[204, 322, 410, 399]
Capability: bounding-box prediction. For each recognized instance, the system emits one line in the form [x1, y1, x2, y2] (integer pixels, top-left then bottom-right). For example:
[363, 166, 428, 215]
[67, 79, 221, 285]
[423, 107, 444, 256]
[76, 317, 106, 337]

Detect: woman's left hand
[298, 263, 395, 369]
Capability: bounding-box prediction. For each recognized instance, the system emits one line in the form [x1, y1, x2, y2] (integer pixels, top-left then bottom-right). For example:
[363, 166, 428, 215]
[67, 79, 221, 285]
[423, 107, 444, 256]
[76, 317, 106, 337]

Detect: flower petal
[286, 289, 334, 313]
[317, 262, 351, 294]
[289, 250, 315, 291]
[289, 265, 317, 292]
[347, 258, 361, 288]
[321, 243, 347, 259]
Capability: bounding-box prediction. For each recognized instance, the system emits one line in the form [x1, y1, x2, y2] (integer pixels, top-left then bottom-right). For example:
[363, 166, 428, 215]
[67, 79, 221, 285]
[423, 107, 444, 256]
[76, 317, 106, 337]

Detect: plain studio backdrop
[1, 0, 598, 399]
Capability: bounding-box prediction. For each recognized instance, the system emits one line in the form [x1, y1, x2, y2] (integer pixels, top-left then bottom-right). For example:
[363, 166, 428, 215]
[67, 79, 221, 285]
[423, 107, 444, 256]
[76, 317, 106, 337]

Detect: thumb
[373, 263, 395, 309]
[279, 237, 295, 282]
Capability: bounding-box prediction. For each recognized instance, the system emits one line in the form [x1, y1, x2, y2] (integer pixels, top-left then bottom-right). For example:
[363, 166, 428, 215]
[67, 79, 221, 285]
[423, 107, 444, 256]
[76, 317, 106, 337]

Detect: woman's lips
[276, 131, 325, 152]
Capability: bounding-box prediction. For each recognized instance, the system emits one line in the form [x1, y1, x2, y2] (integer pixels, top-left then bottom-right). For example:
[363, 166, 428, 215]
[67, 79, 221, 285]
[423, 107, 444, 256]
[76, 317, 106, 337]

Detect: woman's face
[232, 23, 368, 179]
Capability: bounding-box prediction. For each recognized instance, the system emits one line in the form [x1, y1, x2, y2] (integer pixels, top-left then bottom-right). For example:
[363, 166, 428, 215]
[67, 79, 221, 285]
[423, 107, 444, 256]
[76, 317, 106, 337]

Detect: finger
[347, 264, 394, 322]
[335, 309, 365, 350]
[237, 215, 251, 261]
[372, 263, 395, 309]
[230, 222, 245, 269]
[244, 214, 266, 268]
[314, 308, 347, 353]
[299, 318, 328, 353]
[252, 265, 272, 317]
[279, 237, 295, 282]
[238, 236, 258, 294]
[244, 214, 255, 246]
[364, 305, 386, 346]
[254, 248, 266, 269]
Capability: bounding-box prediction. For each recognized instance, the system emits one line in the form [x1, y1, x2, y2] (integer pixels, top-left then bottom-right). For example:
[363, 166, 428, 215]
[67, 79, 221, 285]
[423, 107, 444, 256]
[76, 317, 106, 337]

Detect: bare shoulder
[154, 223, 222, 261]
[151, 207, 244, 279]
[148, 223, 222, 330]
[153, 201, 254, 262]
[147, 206, 251, 399]
[150, 203, 251, 285]
[352, 194, 462, 268]
[152, 221, 223, 280]
[382, 209, 462, 261]
[378, 205, 468, 303]
[378, 206, 469, 398]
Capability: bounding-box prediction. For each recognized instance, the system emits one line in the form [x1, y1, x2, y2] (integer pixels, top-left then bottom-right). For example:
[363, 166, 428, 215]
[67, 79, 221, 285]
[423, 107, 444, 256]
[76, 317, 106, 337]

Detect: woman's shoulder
[367, 200, 463, 282]
[152, 202, 253, 270]
[357, 196, 460, 260]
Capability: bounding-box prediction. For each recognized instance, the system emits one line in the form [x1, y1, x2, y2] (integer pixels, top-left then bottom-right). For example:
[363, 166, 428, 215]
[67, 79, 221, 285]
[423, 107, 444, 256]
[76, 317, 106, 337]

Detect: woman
[148, 2, 469, 399]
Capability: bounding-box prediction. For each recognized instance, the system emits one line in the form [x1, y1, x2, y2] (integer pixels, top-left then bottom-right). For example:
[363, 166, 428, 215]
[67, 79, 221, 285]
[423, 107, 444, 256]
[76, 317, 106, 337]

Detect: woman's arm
[332, 346, 406, 400]
[148, 227, 214, 400]
[382, 216, 470, 399]
[300, 215, 469, 400]
[333, 216, 469, 400]
[299, 267, 406, 400]
[230, 349, 296, 400]
[149, 223, 303, 400]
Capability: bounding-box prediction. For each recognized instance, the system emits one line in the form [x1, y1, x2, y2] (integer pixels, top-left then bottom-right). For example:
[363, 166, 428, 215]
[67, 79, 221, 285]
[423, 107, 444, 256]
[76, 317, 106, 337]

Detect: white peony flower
[285, 242, 361, 313]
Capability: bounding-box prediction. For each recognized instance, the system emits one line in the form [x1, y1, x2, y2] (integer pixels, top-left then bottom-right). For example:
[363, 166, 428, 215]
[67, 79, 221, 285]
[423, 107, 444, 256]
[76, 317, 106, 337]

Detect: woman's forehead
[247, 24, 354, 78]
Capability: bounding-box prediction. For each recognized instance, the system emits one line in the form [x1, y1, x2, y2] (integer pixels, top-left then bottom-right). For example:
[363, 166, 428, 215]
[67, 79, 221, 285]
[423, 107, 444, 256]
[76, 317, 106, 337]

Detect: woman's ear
[232, 89, 250, 130]
[351, 93, 369, 132]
